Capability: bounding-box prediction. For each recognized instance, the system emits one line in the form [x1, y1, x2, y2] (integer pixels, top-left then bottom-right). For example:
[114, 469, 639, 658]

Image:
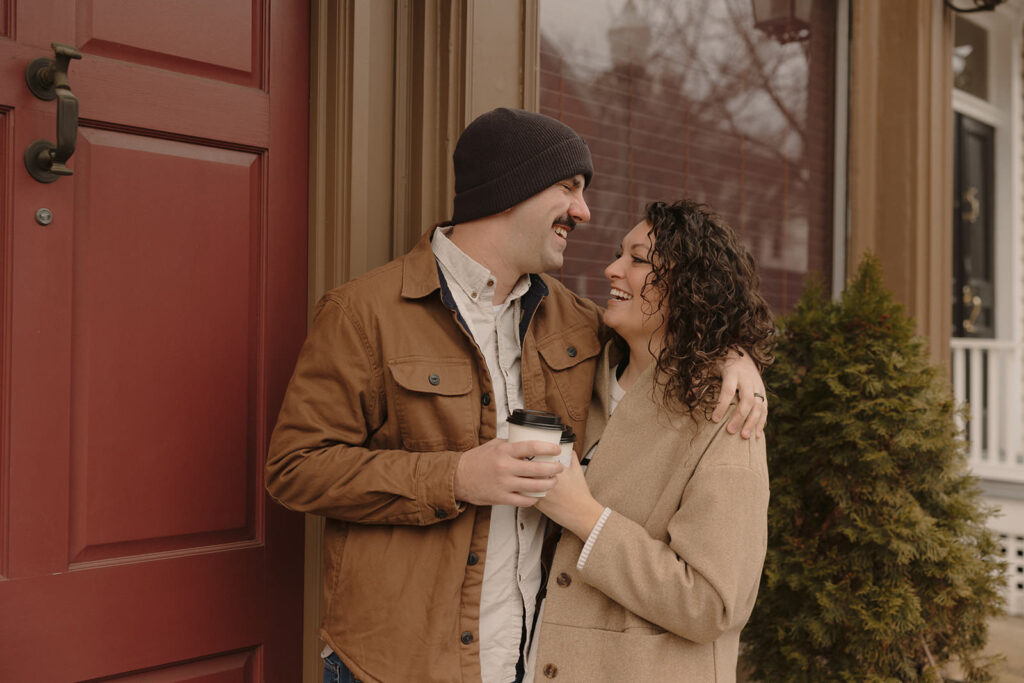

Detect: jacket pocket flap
[536, 325, 602, 370]
[388, 357, 473, 395]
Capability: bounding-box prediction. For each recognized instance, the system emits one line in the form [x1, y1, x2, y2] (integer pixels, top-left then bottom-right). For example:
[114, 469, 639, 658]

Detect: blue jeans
[322, 652, 362, 683]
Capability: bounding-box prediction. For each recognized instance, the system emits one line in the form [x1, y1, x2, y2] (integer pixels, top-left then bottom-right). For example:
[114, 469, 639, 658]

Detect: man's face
[504, 175, 591, 274]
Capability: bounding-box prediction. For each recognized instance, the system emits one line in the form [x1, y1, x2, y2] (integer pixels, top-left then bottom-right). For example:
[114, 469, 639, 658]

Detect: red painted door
[0, 1, 308, 680]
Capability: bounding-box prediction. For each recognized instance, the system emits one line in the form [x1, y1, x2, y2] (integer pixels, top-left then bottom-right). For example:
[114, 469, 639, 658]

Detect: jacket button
[543, 664, 558, 678]
[461, 631, 474, 644]
[481, 392, 491, 406]
[556, 572, 571, 587]
[566, 346, 577, 358]
[428, 373, 440, 385]
[467, 552, 479, 566]
[435, 508, 448, 519]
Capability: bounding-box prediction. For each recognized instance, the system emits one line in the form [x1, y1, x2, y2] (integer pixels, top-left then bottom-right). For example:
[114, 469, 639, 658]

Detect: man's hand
[711, 348, 767, 439]
[453, 438, 564, 507]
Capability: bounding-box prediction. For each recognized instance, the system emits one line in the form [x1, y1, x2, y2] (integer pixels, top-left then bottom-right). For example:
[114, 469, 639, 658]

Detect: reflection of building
[607, 0, 651, 67]
[542, 0, 835, 313]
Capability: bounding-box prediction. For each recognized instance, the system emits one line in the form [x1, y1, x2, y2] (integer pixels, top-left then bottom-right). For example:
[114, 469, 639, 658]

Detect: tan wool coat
[532, 343, 769, 682]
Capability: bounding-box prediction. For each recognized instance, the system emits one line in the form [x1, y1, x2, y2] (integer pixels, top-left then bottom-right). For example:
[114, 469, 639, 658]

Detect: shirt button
[481, 392, 491, 406]
[556, 572, 571, 587]
[486, 278, 494, 287]
[543, 664, 558, 678]
[471, 291, 478, 298]
[461, 631, 474, 644]
[435, 508, 448, 519]
[467, 552, 479, 566]
[428, 373, 440, 386]
[567, 346, 577, 358]
[519, 522, 525, 530]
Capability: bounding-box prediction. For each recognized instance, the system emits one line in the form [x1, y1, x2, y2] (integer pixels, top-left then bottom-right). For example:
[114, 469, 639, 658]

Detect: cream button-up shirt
[432, 226, 547, 683]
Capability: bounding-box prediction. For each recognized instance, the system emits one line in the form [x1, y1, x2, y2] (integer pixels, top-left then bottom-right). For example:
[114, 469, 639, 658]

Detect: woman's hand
[712, 348, 767, 439]
[534, 455, 606, 541]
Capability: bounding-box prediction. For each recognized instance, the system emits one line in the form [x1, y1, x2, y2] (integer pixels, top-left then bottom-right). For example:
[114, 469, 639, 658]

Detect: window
[540, 0, 837, 314]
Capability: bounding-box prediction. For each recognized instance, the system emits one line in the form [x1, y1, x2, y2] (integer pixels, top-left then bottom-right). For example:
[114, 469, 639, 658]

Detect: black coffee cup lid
[508, 409, 562, 430]
[560, 425, 576, 443]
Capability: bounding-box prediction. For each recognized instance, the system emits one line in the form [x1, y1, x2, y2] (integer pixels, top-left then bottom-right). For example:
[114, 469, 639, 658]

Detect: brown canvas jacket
[266, 230, 603, 683]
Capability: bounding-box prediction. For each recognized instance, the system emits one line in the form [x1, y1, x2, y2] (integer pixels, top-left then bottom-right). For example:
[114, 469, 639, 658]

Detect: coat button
[461, 631, 474, 644]
[556, 572, 571, 587]
[428, 373, 440, 385]
[543, 664, 558, 678]
[566, 346, 577, 358]
[435, 508, 448, 519]
[467, 552, 479, 566]
[481, 392, 491, 406]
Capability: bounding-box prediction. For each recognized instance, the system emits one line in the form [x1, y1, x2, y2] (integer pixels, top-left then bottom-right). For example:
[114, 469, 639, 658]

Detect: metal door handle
[24, 43, 82, 183]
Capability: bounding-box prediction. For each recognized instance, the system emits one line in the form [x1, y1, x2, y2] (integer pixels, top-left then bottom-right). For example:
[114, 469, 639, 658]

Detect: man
[266, 108, 766, 683]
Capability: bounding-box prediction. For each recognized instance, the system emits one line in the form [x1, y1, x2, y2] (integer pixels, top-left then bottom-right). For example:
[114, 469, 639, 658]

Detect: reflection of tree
[541, 0, 835, 311]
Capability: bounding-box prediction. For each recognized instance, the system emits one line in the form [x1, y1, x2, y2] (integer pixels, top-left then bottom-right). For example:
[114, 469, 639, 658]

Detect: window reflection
[540, 0, 836, 313]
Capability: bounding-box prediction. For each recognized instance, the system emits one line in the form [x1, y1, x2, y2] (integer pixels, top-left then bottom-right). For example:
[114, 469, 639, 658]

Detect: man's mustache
[553, 215, 576, 233]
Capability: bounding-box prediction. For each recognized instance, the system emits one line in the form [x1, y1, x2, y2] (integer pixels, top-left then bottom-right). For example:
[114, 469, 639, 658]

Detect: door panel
[68, 129, 261, 564]
[76, 0, 261, 84]
[0, 0, 307, 680]
[2, 550, 263, 678]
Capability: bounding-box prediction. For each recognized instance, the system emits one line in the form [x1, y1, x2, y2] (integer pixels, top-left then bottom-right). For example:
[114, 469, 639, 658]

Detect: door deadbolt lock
[35, 208, 53, 226]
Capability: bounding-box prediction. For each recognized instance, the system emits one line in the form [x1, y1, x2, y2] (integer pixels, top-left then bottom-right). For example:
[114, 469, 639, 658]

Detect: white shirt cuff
[577, 507, 612, 571]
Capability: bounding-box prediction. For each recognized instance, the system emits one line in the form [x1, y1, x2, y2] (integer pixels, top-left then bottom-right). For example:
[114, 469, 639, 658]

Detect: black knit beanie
[451, 108, 593, 224]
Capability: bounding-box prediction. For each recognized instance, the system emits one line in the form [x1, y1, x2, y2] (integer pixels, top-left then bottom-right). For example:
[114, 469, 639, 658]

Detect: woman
[530, 199, 775, 682]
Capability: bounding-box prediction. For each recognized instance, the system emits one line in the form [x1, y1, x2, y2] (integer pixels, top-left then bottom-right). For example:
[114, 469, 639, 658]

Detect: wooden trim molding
[522, 0, 540, 112]
[308, 0, 396, 318]
[847, 0, 953, 366]
[391, 0, 469, 256]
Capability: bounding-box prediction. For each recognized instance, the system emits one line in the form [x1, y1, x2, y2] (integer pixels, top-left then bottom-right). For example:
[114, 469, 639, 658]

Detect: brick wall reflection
[540, 0, 836, 314]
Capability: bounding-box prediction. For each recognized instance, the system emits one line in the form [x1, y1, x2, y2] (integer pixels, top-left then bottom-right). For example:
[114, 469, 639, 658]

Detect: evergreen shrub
[742, 255, 1006, 682]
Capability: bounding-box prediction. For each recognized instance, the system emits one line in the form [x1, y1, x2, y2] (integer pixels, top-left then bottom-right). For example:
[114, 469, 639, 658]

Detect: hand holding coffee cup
[452, 434, 563, 506]
[507, 409, 566, 498]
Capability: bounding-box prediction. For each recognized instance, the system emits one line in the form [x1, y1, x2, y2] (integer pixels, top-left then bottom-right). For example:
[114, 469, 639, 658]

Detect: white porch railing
[950, 338, 1024, 483]
[950, 340, 1024, 616]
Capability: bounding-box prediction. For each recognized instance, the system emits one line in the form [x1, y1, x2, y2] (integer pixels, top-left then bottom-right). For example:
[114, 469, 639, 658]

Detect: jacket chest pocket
[386, 357, 478, 451]
[536, 325, 601, 422]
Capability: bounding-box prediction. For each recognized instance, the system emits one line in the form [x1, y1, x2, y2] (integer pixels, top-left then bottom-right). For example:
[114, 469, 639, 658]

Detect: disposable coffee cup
[558, 425, 576, 468]
[507, 409, 563, 498]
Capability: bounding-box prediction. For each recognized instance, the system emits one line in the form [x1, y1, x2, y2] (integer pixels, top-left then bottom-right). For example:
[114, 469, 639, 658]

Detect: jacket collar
[400, 226, 551, 342]
[401, 228, 444, 300]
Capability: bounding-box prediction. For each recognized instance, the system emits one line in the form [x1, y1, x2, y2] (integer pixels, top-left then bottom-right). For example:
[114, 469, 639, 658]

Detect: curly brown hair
[637, 199, 775, 415]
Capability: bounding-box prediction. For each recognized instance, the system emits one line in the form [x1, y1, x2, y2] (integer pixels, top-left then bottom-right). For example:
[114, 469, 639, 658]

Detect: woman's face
[603, 221, 666, 348]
